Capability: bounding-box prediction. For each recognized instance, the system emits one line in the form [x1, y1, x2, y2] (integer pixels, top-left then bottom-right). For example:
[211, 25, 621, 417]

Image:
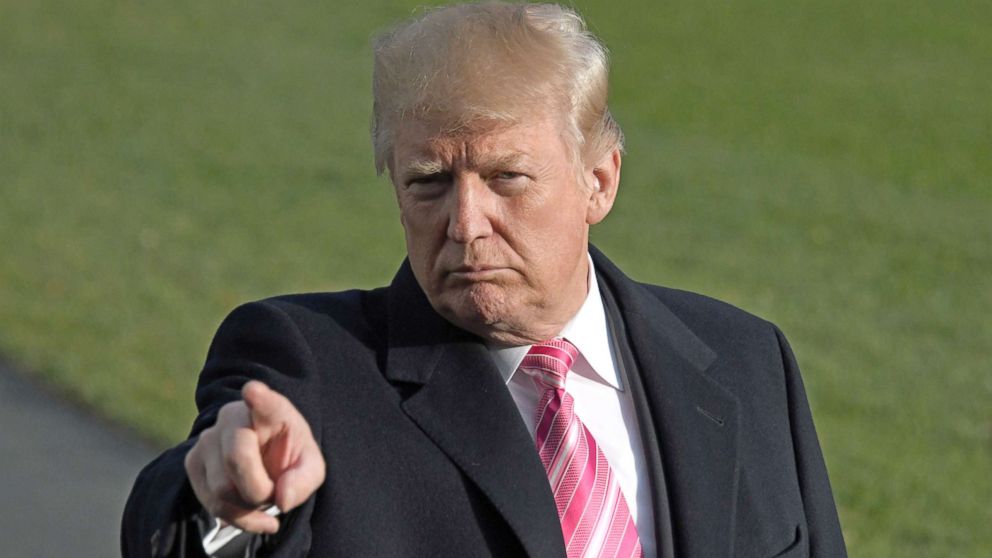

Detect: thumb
[273, 441, 326, 512]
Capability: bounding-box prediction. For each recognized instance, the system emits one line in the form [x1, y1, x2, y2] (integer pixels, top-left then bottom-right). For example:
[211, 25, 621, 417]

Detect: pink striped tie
[520, 338, 642, 558]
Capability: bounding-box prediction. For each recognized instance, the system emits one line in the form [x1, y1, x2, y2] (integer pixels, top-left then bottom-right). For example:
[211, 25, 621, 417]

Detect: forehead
[392, 116, 570, 169]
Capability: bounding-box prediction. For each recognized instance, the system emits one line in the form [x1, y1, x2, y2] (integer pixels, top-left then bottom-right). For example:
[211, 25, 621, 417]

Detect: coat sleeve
[774, 325, 847, 557]
[121, 300, 322, 558]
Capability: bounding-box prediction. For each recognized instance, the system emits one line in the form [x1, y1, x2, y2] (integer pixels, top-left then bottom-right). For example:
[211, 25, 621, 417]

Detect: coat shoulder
[241, 287, 391, 347]
[261, 287, 388, 325]
[632, 281, 795, 413]
[637, 283, 780, 347]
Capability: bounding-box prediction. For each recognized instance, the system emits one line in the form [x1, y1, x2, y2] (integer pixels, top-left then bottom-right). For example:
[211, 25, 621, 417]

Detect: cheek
[523, 197, 587, 249]
[521, 205, 589, 282]
[401, 196, 451, 233]
[400, 206, 446, 279]
[399, 202, 432, 242]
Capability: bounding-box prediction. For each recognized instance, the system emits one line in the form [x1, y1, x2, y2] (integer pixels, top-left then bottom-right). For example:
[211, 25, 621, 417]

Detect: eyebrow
[399, 151, 532, 180]
[478, 152, 529, 173]
[401, 159, 445, 178]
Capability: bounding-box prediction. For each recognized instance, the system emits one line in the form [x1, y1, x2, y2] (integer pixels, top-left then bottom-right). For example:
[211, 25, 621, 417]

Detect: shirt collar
[487, 254, 622, 390]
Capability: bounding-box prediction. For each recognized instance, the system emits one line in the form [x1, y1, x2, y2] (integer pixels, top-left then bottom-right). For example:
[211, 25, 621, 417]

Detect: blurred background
[1, 0, 989, 555]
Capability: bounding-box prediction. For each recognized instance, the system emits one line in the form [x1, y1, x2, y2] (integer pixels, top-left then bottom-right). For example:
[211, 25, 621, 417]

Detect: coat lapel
[383, 261, 566, 558]
[592, 247, 741, 557]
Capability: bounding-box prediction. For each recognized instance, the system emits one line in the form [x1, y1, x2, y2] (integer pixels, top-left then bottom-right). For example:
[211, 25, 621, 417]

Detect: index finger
[241, 381, 298, 439]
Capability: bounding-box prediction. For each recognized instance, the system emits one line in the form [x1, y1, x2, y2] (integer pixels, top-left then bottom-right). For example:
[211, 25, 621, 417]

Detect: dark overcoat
[122, 246, 846, 557]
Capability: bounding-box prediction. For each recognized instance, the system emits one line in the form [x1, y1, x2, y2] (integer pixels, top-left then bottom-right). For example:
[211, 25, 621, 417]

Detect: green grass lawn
[2, 0, 989, 555]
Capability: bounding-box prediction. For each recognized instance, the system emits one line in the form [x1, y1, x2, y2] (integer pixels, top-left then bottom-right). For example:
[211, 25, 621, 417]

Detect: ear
[585, 148, 622, 225]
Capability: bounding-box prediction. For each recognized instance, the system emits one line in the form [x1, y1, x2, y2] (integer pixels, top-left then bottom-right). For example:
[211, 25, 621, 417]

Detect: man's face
[391, 117, 618, 345]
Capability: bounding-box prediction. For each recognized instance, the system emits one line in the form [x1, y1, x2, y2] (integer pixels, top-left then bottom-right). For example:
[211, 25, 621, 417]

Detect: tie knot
[519, 337, 578, 390]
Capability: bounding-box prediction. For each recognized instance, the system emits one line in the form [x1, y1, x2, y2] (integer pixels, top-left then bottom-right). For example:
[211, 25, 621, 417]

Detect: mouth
[447, 264, 506, 281]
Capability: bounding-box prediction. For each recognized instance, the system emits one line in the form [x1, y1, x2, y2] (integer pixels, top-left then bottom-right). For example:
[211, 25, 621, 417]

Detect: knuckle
[224, 444, 252, 474]
[197, 428, 219, 451]
[205, 464, 234, 496]
[306, 454, 327, 483]
[216, 402, 239, 423]
[198, 485, 232, 516]
[183, 447, 198, 470]
[215, 480, 239, 503]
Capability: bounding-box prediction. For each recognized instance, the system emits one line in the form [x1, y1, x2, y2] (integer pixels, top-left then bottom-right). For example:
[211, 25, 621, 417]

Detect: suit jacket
[122, 246, 846, 557]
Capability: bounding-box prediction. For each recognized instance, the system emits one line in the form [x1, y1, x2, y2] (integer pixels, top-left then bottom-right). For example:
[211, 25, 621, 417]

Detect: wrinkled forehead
[390, 112, 570, 171]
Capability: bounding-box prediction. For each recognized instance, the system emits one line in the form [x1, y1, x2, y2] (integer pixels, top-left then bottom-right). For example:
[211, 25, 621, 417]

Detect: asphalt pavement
[0, 360, 158, 557]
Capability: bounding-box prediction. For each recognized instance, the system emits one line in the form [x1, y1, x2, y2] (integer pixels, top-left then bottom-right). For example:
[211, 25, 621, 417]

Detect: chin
[438, 283, 516, 333]
[434, 283, 555, 345]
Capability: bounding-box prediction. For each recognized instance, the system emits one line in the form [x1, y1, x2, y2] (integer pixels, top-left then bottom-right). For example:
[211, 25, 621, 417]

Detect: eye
[489, 170, 529, 195]
[405, 172, 447, 187]
[404, 172, 451, 199]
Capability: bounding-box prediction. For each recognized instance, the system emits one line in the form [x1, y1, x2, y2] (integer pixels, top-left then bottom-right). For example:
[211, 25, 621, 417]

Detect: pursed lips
[446, 264, 507, 281]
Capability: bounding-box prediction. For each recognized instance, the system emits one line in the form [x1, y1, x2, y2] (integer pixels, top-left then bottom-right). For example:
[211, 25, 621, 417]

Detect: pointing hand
[184, 381, 326, 533]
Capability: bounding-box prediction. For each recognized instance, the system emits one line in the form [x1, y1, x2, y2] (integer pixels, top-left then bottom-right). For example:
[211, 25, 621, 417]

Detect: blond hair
[371, 2, 623, 175]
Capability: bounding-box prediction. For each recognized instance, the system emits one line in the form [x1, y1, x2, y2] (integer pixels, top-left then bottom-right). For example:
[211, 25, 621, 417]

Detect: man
[123, 3, 846, 557]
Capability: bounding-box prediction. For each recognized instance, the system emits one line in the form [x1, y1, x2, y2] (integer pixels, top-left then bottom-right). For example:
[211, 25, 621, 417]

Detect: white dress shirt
[488, 256, 656, 557]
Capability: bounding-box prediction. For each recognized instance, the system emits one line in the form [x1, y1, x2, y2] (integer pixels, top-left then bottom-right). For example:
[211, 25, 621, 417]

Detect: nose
[447, 175, 494, 244]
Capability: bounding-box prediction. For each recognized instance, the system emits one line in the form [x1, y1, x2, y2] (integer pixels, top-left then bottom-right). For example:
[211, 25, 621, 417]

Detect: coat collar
[591, 245, 741, 557]
[384, 260, 567, 558]
[383, 249, 741, 557]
